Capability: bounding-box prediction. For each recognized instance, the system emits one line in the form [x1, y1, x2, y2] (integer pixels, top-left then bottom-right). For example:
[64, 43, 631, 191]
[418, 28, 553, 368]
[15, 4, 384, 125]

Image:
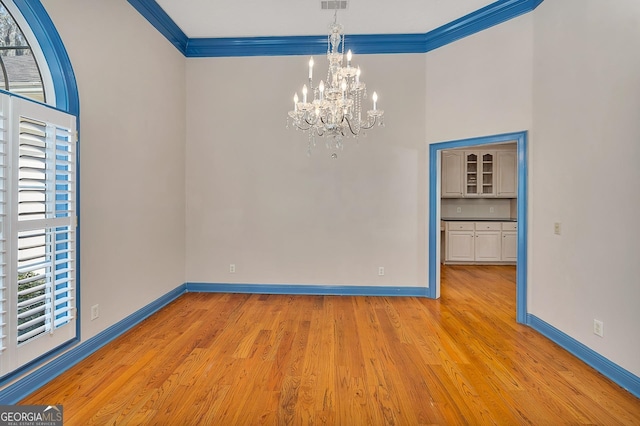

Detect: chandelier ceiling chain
[287, 7, 384, 157]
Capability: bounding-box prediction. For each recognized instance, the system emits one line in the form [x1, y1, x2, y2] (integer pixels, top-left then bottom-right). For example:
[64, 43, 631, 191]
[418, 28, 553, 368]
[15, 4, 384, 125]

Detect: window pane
[0, 3, 45, 102]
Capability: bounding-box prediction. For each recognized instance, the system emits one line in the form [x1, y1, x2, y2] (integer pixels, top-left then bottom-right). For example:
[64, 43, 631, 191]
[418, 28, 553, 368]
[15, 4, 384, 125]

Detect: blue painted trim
[126, 0, 188, 55]
[131, 0, 544, 57]
[0, 285, 186, 404]
[185, 33, 427, 57]
[427, 131, 528, 322]
[527, 314, 640, 399]
[424, 0, 541, 53]
[187, 35, 325, 58]
[515, 133, 528, 323]
[186, 282, 429, 297]
[427, 144, 439, 300]
[13, 0, 79, 116]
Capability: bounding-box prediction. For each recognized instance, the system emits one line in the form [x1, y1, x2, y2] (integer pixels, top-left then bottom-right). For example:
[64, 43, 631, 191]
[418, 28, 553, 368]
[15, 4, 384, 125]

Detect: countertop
[441, 217, 517, 222]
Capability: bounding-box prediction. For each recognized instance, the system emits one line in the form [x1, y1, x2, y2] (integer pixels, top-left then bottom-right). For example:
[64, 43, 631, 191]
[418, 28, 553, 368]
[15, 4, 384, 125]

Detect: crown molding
[127, 0, 189, 54]
[127, 0, 544, 57]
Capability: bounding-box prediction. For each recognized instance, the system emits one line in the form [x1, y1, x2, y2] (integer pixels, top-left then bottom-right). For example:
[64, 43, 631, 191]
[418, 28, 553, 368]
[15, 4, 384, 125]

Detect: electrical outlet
[229, 264, 236, 273]
[91, 304, 99, 321]
[554, 222, 561, 235]
[490, 207, 495, 213]
[593, 319, 604, 337]
[378, 266, 385, 276]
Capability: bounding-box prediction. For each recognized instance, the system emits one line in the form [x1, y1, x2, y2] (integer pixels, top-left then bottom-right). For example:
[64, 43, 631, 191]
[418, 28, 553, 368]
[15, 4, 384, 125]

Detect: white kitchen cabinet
[441, 148, 516, 199]
[464, 151, 495, 197]
[474, 222, 502, 261]
[445, 222, 475, 261]
[497, 151, 518, 197]
[441, 151, 464, 197]
[501, 222, 517, 261]
[445, 221, 516, 264]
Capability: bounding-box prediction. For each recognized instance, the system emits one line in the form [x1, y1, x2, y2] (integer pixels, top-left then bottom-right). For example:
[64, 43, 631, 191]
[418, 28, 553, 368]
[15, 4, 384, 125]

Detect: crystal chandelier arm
[343, 116, 358, 135]
[303, 116, 319, 126]
[359, 115, 379, 130]
[294, 123, 312, 131]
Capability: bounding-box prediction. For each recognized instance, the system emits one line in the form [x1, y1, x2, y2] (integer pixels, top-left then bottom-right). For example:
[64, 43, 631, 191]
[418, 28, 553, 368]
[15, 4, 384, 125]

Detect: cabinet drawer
[475, 222, 501, 231]
[446, 222, 474, 231]
[502, 222, 517, 231]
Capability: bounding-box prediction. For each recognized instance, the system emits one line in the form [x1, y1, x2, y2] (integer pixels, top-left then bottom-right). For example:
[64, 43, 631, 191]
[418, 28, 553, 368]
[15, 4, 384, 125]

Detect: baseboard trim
[0, 284, 186, 404]
[185, 282, 429, 297]
[526, 314, 640, 398]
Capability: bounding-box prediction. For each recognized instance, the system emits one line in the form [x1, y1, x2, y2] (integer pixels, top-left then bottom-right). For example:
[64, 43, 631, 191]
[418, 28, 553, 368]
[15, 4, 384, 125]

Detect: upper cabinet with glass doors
[464, 151, 495, 197]
[441, 147, 517, 198]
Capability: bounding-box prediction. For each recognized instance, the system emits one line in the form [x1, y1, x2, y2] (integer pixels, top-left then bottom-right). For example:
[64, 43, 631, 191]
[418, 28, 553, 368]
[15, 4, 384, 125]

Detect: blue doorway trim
[427, 131, 528, 324]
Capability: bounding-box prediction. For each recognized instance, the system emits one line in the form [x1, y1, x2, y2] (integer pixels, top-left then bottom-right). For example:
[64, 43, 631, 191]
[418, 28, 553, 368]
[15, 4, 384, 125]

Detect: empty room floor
[22, 265, 640, 424]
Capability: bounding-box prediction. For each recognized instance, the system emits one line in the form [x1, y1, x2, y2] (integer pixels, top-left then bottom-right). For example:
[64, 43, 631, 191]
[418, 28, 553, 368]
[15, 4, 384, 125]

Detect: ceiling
[153, 0, 497, 39]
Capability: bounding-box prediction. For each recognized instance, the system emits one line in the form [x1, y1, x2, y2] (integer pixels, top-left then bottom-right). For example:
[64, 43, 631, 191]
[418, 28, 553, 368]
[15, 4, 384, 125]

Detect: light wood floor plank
[21, 265, 640, 424]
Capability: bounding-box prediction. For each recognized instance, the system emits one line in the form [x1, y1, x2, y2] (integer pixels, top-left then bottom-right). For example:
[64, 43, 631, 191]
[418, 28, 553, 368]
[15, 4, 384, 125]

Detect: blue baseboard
[527, 314, 640, 399]
[0, 284, 186, 404]
[186, 282, 429, 297]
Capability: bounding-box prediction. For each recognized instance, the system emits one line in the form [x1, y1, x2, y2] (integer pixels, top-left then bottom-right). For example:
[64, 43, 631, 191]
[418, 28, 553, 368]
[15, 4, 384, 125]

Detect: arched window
[0, 1, 45, 102]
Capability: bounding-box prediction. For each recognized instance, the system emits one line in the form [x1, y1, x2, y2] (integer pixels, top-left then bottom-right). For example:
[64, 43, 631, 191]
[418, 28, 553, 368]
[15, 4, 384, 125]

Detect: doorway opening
[427, 131, 528, 324]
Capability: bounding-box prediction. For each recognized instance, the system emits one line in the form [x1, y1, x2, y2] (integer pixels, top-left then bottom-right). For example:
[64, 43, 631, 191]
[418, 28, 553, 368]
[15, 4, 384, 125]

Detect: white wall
[185, 54, 428, 287]
[425, 15, 533, 143]
[531, 0, 640, 376]
[41, 0, 186, 339]
[184, 13, 533, 291]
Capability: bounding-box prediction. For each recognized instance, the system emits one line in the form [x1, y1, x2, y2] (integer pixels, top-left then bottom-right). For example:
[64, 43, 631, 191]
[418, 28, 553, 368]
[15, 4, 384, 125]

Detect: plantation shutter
[0, 93, 77, 375]
[0, 96, 8, 360]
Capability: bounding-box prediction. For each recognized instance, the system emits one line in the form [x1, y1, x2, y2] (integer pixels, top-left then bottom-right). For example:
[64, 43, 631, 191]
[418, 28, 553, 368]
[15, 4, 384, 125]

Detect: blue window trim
[127, 0, 544, 58]
[0, 0, 81, 389]
[427, 131, 528, 325]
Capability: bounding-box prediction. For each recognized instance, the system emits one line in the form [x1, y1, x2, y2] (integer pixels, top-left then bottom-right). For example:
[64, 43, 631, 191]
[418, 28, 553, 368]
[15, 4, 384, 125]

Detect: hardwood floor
[23, 265, 640, 425]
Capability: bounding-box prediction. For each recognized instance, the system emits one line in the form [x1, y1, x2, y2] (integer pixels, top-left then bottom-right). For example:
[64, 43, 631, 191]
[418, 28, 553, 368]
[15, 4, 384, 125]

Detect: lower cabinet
[501, 222, 517, 262]
[445, 221, 517, 264]
[447, 230, 475, 261]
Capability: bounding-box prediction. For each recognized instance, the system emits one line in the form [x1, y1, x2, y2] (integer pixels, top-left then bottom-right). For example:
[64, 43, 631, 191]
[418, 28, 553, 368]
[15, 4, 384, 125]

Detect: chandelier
[287, 11, 384, 156]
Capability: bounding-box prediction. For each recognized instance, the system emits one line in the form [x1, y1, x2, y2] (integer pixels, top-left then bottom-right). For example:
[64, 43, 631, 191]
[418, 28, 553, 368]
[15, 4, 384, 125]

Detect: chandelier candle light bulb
[286, 10, 385, 156]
